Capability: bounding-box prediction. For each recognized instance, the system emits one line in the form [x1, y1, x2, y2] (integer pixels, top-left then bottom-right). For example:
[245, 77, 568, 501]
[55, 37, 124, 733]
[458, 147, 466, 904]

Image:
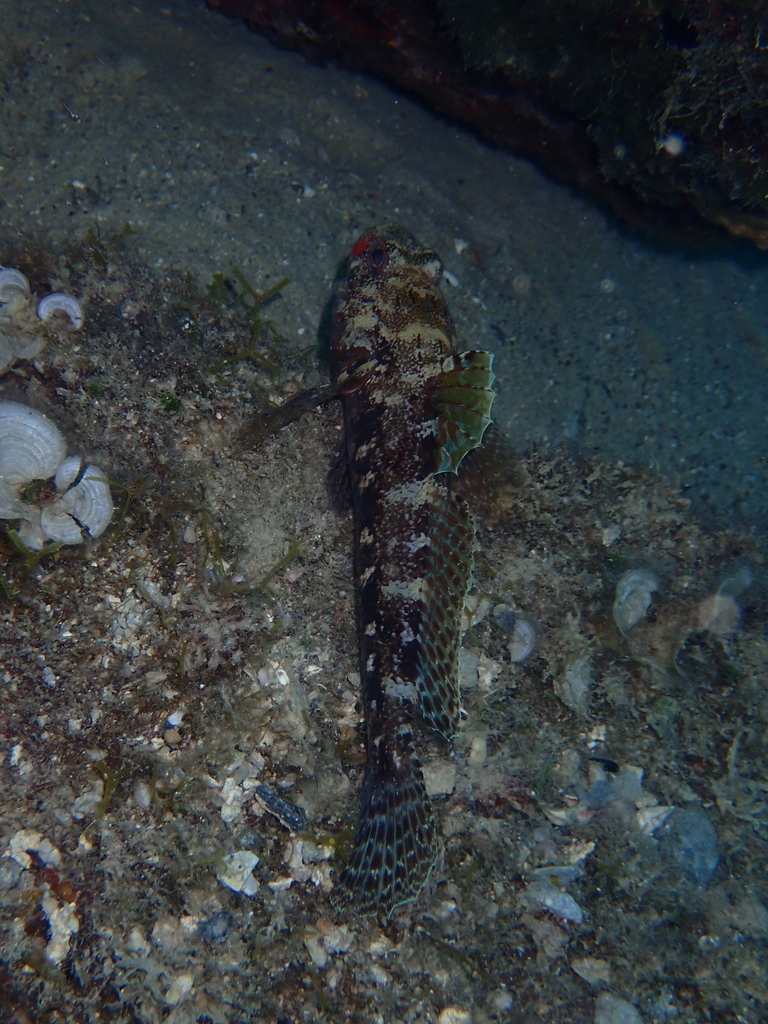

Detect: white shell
[0, 479, 28, 519]
[509, 615, 537, 662]
[37, 293, 84, 330]
[0, 268, 31, 304]
[0, 402, 67, 485]
[0, 401, 113, 549]
[54, 455, 83, 491]
[15, 509, 48, 551]
[696, 594, 741, 636]
[0, 330, 45, 377]
[52, 465, 113, 540]
[40, 503, 86, 545]
[613, 569, 659, 636]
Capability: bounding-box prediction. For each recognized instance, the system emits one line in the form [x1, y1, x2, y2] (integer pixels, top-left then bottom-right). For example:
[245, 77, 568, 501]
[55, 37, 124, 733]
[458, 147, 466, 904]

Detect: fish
[239, 224, 495, 917]
[329, 225, 494, 916]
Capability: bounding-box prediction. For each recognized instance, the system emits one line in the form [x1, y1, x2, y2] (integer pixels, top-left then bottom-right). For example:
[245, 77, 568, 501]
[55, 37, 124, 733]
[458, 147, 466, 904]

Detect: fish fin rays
[417, 485, 474, 741]
[334, 746, 438, 918]
[435, 350, 495, 474]
[455, 424, 528, 526]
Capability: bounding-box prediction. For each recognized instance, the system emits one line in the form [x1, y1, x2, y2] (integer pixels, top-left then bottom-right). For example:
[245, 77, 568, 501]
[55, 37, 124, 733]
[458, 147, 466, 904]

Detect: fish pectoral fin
[455, 424, 528, 524]
[434, 350, 495, 474]
[237, 382, 339, 451]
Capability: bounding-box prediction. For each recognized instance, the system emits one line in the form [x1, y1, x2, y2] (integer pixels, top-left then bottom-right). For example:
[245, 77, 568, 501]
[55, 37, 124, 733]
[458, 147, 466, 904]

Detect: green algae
[157, 392, 183, 413]
[90, 761, 136, 819]
[6, 529, 64, 573]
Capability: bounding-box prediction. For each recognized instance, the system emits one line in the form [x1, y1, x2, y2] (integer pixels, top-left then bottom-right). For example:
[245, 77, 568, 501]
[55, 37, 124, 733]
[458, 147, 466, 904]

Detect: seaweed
[5, 528, 64, 574]
[156, 391, 183, 413]
[89, 761, 136, 819]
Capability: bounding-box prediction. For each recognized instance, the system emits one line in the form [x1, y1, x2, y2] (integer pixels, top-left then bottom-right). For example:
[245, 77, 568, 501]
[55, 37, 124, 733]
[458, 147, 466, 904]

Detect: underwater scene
[0, 1, 766, 1022]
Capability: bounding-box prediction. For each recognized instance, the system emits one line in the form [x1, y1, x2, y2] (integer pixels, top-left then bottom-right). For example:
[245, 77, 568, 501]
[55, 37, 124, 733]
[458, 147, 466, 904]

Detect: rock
[659, 806, 720, 888]
[206, 0, 768, 249]
[594, 992, 643, 1024]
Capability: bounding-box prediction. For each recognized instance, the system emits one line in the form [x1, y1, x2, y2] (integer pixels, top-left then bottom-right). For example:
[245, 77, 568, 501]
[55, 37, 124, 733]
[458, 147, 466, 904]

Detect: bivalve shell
[508, 615, 537, 663]
[0, 268, 31, 308]
[0, 402, 67, 486]
[0, 479, 28, 520]
[54, 455, 83, 491]
[40, 503, 86, 545]
[37, 293, 84, 330]
[48, 465, 113, 541]
[612, 569, 659, 636]
[0, 400, 113, 549]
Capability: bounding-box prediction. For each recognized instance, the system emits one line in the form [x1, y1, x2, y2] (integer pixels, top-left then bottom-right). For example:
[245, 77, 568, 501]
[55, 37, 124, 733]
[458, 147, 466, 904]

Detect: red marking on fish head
[352, 229, 379, 258]
[351, 229, 390, 277]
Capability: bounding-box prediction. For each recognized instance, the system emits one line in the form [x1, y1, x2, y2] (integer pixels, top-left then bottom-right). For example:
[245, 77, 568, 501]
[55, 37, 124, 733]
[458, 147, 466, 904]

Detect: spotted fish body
[332, 225, 495, 916]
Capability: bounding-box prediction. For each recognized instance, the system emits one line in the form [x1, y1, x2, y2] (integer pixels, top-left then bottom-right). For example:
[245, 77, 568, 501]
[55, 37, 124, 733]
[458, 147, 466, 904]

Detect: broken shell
[54, 454, 83, 491]
[37, 293, 84, 330]
[0, 268, 31, 308]
[697, 565, 753, 636]
[0, 480, 28, 521]
[0, 401, 67, 485]
[0, 401, 113, 549]
[44, 465, 113, 543]
[637, 804, 674, 834]
[697, 593, 741, 636]
[612, 569, 659, 636]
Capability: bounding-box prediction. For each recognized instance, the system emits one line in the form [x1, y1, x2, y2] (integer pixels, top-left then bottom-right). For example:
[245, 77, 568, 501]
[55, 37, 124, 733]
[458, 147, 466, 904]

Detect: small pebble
[594, 992, 644, 1024]
[468, 734, 487, 765]
[199, 911, 232, 944]
[163, 973, 193, 1006]
[216, 851, 260, 895]
[368, 964, 391, 986]
[127, 926, 151, 954]
[659, 806, 719, 887]
[493, 604, 517, 632]
[304, 928, 328, 968]
[151, 918, 183, 951]
[523, 878, 584, 923]
[555, 655, 592, 716]
[491, 988, 514, 1013]
[0, 858, 24, 888]
[612, 569, 658, 636]
[459, 648, 479, 689]
[422, 759, 456, 797]
[163, 728, 182, 746]
[133, 781, 152, 808]
[572, 956, 611, 986]
[438, 1010, 472, 1024]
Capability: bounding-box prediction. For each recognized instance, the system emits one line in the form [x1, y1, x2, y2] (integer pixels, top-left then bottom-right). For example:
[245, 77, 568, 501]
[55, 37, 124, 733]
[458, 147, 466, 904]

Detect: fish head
[332, 225, 445, 370]
[347, 224, 443, 284]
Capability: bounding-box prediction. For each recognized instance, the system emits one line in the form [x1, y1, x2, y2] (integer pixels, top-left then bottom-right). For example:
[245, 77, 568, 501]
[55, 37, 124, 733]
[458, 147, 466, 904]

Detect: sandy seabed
[0, 2, 767, 1022]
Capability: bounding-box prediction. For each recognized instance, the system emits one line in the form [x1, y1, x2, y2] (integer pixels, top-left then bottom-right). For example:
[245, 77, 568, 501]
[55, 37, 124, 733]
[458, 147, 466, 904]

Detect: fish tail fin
[334, 740, 438, 918]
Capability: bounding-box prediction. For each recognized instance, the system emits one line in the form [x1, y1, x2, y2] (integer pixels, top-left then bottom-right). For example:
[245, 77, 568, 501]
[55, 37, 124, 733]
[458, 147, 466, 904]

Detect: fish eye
[368, 246, 387, 270]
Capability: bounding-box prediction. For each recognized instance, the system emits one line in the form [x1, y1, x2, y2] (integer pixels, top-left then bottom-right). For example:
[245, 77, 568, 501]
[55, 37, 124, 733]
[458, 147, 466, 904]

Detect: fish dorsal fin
[417, 482, 474, 742]
[435, 350, 495, 474]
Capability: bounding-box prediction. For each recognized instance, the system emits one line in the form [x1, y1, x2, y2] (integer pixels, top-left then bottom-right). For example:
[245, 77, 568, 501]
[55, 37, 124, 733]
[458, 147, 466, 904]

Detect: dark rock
[206, 0, 768, 249]
[659, 806, 720, 888]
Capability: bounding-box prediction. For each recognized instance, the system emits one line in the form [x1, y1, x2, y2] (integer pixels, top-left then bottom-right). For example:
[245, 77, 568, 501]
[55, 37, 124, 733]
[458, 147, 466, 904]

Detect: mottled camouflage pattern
[331, 225, 494, 917]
